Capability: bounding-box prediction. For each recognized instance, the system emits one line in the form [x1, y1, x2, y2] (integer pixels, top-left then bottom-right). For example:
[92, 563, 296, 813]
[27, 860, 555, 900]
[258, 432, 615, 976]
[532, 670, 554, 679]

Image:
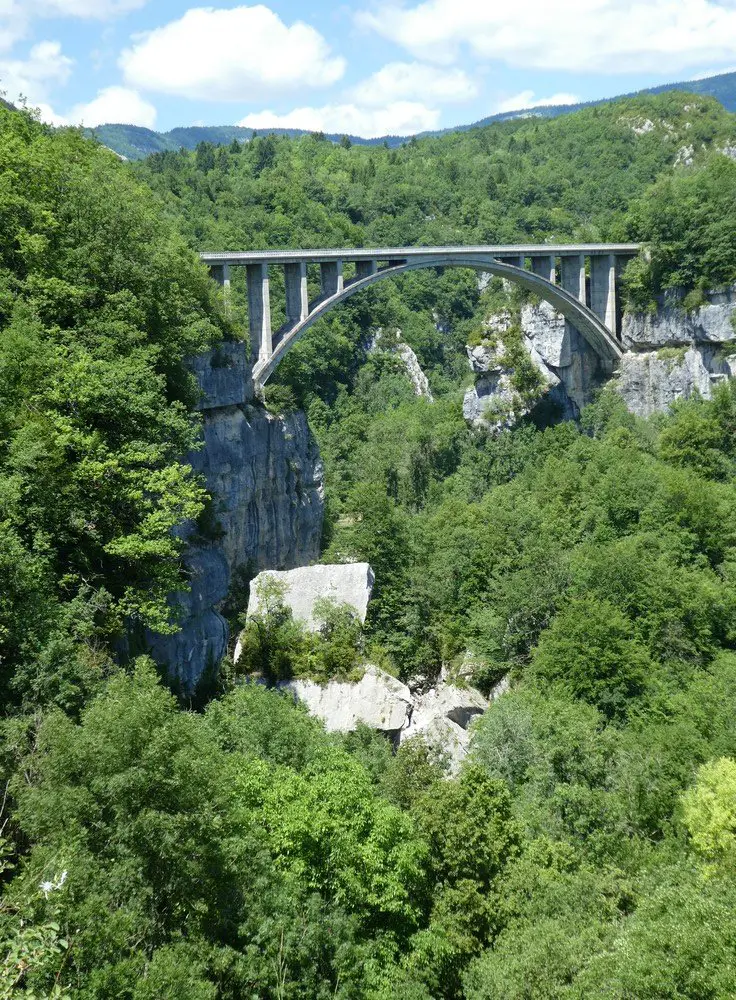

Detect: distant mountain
[425, 69, 736, 137]
[92, 122, 402, 160]
[93, 69, 736, 161]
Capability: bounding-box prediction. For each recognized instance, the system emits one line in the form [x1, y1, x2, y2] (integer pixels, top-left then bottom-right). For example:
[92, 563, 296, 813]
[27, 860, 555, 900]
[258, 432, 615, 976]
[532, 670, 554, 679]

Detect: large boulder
[246, 563, 375, 628]
[280, 666, 413, 739]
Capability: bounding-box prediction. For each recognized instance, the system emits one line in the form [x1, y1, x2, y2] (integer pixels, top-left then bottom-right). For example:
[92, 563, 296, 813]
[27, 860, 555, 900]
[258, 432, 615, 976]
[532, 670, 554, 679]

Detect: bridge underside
[201, 246, 639, 387]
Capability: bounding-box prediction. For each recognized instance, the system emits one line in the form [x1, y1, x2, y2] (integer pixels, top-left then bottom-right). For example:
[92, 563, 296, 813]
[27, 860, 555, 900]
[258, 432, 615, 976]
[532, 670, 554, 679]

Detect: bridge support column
[285, 262, 309, 324]
[531, 254, 556, 284]
[501, 254, 525, 269]
[561, 254, 586, 303]
[356, 260, 378, 280]
[210, 263, 231, 310]
[247, 262, 272, 363]
[320, 260, 343, 297]
[590, 254, 617, 335]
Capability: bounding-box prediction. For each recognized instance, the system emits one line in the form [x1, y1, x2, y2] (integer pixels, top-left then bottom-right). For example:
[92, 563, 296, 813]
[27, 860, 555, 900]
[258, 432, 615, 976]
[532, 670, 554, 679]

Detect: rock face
[615, 347, 719, 418]
[396, 341, 434, 400]
[280, 666, 413, 740]
[402, 683, 488, 774]
[146, 343, 324, 693]
[369, 329, 434, 400]
[462, 307, 586, 431]
[465, 285, 736, 430]
[615, 286, 736, 414]
[622, 287, 736, 349]
[245, 563, 375, 627]
[281, 664, 490, 772]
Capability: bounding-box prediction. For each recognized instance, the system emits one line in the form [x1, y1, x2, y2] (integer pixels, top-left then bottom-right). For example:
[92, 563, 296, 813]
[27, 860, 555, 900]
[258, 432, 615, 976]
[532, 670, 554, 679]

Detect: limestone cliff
[464, 285, 736, 429]
[146, 342, 323, 692]
[616, 287, 736, 416]
[463, 303, 598, 430]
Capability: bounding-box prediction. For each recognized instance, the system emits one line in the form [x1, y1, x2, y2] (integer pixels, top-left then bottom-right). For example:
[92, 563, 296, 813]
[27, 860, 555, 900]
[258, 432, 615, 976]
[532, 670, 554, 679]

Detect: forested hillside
[2, 93, 736, 997]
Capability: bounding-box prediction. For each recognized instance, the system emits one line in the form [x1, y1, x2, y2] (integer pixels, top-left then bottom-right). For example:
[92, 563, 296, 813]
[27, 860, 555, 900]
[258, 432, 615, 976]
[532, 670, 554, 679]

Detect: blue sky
[2, 0, 736, 137]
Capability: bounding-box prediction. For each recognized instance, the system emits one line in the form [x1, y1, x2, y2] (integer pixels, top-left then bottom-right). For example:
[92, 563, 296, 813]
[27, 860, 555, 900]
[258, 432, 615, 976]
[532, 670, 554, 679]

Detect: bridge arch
[252, 256, 623, 386]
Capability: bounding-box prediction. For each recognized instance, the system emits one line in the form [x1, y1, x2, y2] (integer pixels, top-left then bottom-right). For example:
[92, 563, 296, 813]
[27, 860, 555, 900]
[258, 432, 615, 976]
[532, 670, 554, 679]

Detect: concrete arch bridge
[200, 245, 641, 388]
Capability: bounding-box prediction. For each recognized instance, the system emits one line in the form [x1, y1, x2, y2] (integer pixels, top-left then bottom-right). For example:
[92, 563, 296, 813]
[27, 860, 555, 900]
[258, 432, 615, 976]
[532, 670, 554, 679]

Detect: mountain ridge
[93, 69, 736, 160]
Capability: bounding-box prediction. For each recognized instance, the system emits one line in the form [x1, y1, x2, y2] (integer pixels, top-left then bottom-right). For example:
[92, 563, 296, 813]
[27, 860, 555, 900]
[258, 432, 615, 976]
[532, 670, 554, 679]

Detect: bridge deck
[200, 244, 641, 266]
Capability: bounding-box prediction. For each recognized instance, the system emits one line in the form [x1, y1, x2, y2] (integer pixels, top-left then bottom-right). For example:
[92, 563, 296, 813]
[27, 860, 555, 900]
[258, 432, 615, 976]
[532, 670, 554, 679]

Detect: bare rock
[401, 683, 489, 775]
[622, 286, 736, 349]
[412, 684, 488, 731]
[614, 347, 715, 418]
[246, 563, 374, 628]
[280, 666, 413, 737]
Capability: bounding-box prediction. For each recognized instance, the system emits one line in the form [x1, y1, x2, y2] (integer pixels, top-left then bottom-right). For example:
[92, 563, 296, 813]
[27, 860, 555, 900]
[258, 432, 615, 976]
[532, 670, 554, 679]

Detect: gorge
[3, 89, 736, 999]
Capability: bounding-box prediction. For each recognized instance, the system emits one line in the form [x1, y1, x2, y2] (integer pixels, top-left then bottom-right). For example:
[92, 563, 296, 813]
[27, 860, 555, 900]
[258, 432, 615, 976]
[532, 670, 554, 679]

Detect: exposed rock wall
[281, 665, 489, 772]
[463, 304, 600, 430]
[622, 287, 736, 349]
[616, 286, 736, 415]
[368, 328, 434, 400]
[464, 286, 736, 430]
[615, 346, 736, 418]
[147, 342, 324, 692]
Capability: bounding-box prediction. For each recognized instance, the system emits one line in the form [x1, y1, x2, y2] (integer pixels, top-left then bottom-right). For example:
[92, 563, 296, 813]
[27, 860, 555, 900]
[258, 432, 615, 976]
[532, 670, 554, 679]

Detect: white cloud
[351, 61, 477, 107]
[0, 0, 147, 53]
[121, 5, 346, 101]
[0, 39, 73, 104]
[494, 90, 580, 114]
[36, 84, 157, 128]
[356, 0, 736, 74]
[30, 0, 146, 14]
[238, 100, 440, 138]
[68, 85, 157, 127]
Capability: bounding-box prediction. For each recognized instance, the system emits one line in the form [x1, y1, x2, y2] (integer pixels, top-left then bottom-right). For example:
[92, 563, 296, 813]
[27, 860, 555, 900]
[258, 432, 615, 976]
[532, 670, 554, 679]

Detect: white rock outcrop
[278, 663, 491, 773]
[280, 666, 413, 737]
[245, 563, 375, 628]
[401, 683, 489, 775]
[462, 319, 576, 432]
[368, 329, 434, 400]
[622, 285, 736, 349]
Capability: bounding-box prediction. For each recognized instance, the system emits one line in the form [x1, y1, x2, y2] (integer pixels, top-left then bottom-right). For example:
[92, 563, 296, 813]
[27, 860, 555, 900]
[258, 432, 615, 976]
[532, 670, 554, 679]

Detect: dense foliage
[3, 91, 736, 997]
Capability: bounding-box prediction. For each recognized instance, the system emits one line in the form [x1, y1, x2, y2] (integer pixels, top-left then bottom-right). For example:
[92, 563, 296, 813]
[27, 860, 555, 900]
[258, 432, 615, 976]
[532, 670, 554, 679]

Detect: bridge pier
[503, 254, 525, 269]
[561, 254, 586, 303]
[247, 262, 272, 363]
[356, 260, 378, 280]
[590, 254, 618, 337]
[285, 262, 309, 325]
[531, 255, 556, 284]
[211, 263, 231, 311]
[320, 260, 343, 298]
